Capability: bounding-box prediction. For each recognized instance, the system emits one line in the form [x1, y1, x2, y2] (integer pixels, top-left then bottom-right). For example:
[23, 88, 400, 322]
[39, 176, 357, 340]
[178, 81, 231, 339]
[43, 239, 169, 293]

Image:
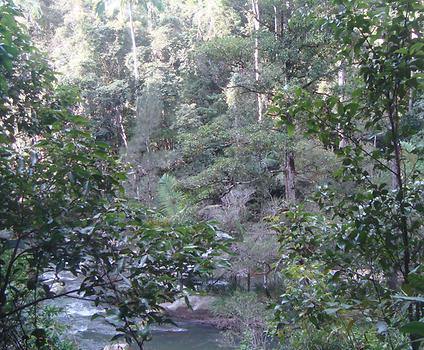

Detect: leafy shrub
[212, 292, 272, 350]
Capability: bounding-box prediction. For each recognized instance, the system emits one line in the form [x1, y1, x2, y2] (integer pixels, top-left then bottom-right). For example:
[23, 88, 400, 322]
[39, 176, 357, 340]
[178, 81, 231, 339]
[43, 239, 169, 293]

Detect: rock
[160, 295, 217, 320]
[103, 344, 130, 350]
[50, 282, 65, 294]
[198, 204, 224, 221]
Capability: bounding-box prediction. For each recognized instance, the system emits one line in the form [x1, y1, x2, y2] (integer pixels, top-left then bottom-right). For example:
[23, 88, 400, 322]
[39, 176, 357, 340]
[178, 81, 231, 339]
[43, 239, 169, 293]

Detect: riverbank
[161, 295, 226, 328]
[162, 294, 245, 335]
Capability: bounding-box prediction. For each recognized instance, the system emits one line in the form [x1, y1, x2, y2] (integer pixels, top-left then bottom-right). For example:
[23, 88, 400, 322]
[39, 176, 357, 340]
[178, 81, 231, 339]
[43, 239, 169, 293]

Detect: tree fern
[157, 173, 188, 222]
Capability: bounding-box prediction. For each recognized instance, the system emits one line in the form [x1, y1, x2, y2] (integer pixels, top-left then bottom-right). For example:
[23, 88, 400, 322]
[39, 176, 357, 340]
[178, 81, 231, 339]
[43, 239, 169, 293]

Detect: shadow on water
[145, 322, 230, 350]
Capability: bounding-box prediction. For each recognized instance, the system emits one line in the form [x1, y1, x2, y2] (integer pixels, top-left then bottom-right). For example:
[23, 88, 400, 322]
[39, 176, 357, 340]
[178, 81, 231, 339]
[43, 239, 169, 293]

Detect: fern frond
[157, 173, 188, 221]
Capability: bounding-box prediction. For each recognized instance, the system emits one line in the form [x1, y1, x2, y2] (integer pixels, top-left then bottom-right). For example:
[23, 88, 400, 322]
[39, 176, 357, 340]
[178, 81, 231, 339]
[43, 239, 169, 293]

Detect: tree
[273, 0, 424, 348]
[266, 0, 336, 203]
[96, 0, 163, 80]
[251, 0, 264, 122]
[0, 3, 229, 348]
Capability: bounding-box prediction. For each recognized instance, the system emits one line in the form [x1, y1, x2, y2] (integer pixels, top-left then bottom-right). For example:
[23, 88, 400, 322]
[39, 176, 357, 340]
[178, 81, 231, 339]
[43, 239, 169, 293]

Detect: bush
[212, 292, 272, 350]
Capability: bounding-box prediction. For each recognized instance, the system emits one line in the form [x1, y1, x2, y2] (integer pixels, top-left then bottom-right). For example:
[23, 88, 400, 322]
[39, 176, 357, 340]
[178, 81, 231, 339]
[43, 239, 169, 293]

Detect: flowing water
[45, 272, 232, 350]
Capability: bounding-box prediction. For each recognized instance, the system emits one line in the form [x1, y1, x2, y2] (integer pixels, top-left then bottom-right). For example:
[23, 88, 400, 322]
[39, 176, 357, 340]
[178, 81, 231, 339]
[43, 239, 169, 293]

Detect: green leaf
[410, 42, 424, 54]
[394, 295, 424, 303]
[95, 0, 106, 15]
[324, 308, 339, 315]
[91, 313, 104, 321]
[287, 123, 295, 137]
[110, 333, 126, 341]
[400, 322, 424, 337]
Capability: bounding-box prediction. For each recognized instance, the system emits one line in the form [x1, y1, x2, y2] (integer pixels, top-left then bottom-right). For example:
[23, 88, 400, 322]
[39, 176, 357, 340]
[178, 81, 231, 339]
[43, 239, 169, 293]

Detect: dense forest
[0, 0, 423, 349]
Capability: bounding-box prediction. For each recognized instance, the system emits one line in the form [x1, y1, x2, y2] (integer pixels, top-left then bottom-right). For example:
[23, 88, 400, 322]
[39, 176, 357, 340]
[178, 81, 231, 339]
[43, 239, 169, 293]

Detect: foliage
[0, 2, 230, 349]
[27, 306, 78, 350]
[7, 0, 424, 349]
[157, 173, 190, 223]
[279, 321, 407, 350]
[212, 292, 272, 350]
[85, 202, 231, 346]
[272, 0, 424, 349]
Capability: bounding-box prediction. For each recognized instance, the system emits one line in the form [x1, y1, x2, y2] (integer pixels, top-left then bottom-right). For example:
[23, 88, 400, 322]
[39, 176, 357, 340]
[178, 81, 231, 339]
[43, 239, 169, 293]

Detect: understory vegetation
[0, 0, 423, 349]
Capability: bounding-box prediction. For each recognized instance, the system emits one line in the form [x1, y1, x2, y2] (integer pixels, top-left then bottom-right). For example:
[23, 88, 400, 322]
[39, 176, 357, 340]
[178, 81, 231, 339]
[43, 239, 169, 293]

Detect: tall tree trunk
[280, 1, 295, 203]
[390, 158, 401, 190]
[338, 65, 348, 148]
[251, 0, 263, 122]
[273, 5, 282, 38]
[116, 106, 128, 149]
[388, 140, 401, 288]
[284, 149, 296, 203]
[128, 1, 139, 80]
[147, 1, 153, 31]
[282, 1, 289, 34]
[387, 86, 419, 347]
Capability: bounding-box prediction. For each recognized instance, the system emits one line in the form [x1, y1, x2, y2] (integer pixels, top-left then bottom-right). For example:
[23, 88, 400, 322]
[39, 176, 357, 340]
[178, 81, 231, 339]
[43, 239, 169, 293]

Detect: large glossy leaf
[400, 322, 424, 337]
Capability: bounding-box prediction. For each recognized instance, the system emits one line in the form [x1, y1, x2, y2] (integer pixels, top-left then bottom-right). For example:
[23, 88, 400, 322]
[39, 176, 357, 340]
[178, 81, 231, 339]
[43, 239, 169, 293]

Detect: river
[45, 272, 232, 350]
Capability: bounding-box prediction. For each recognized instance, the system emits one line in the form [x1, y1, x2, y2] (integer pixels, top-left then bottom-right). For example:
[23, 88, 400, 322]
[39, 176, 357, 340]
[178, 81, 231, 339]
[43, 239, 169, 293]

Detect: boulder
[50, 282, 65, 294]
[161, 295, 216, 320]
[103, 344, 130, 350]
